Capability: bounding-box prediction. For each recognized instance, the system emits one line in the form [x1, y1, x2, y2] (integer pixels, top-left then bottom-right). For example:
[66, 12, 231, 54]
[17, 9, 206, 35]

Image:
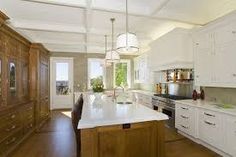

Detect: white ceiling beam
[22, 0, 202, 26]
[150, 0, 171, 15]
[84, 0, 92, 53]
[11, 20, 87, 34]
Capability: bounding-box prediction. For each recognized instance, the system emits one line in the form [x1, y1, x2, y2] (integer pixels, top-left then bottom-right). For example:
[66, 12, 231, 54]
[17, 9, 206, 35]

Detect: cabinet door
[225, 115, 236, 156]
[0, 54, 3, 105]
[198, 109, 223, 150]
[214, 21, 236, 45]
[214, 40, 236, 87]
[40, 61, 49, 119]
[7, 59, 18, 104]
[98, 122, 156, 157]
[194, 45, 213, 86]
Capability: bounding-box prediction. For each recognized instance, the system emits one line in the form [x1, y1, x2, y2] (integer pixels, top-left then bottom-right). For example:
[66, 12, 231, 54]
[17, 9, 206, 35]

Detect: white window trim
[87, 58, 106, 89]
[113, 59, 131, 88]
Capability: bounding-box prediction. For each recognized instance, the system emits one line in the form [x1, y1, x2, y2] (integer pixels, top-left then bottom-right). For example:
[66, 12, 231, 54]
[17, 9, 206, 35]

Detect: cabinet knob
[196, 43, 199, 45]
[181, 125, 188, 129]
[232, 31, 236, 34]
[233, 74, 236, 77]
[181, 115, 189, 119]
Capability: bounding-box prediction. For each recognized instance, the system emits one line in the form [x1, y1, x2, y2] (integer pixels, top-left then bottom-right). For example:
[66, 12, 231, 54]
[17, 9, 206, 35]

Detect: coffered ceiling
[1, 0, 236, 54]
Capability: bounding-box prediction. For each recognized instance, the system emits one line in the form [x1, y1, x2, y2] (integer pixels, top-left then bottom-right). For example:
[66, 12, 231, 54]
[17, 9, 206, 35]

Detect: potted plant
[91, 76, 104, 99]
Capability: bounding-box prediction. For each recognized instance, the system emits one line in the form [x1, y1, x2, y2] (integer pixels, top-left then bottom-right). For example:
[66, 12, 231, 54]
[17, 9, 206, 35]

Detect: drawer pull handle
[181, 115, 189, 119]
[5, 125, 16, 132]
[204, 112, 215, 117]
[204, 121, 216, 126]
[6, 137, 16, 145]
[11, 114, 16, 119]
[181, 125, 188, 129]
[181, 107, 188, 110]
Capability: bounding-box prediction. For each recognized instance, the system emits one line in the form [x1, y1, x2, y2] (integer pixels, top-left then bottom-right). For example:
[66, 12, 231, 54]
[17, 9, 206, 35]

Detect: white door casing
[50, 57, 74, 109]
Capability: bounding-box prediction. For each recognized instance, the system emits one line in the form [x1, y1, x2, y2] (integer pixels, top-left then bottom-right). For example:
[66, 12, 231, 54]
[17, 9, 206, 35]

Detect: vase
[93, 92, 103, 106]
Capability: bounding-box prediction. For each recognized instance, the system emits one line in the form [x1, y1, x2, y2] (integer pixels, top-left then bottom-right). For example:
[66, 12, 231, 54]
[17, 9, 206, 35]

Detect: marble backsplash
[203, 87, 236, 105]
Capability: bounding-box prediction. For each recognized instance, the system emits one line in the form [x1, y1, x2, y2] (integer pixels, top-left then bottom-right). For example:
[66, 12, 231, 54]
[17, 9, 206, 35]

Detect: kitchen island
[78, 94, 168, 157]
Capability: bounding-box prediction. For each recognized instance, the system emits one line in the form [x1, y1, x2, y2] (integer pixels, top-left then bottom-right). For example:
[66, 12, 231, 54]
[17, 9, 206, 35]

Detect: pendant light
[116, 0, 139, 53]
[105, 18, 120, 63]
[102, 35, 112, 67]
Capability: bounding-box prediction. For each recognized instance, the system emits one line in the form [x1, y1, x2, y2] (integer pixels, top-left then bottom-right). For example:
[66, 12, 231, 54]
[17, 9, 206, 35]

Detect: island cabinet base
[81, 121, 165, 157]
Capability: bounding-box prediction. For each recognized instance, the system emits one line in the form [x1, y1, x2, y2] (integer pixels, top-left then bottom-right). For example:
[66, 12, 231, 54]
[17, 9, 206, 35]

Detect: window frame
[87, 58, 106, 89]
[113, 59, 131, 88]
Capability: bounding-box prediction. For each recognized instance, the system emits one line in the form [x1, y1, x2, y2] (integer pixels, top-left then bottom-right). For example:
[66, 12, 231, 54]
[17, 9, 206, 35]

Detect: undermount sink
[117, 102, 132, 105]
[212, 103, 235, 109]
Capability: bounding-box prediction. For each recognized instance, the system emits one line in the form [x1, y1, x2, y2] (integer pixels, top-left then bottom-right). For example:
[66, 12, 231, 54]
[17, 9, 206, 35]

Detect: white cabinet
[198, 109, 223, 150]
[175, 103, 196, 137]
[132, 92, 152, 109]
[176, 101, 236, 156]
[225, 115, 236, 157]
[193, 19, 236, 88]
[134, 54, 150, 83]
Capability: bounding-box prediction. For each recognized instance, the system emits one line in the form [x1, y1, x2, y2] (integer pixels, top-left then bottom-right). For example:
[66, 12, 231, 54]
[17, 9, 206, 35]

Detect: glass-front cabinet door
[8, 60, 17, 104]
[0, 57, 2, 105]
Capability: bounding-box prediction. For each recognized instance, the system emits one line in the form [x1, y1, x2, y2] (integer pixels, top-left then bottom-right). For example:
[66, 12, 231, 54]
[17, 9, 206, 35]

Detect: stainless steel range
[152, 94, 190, 129]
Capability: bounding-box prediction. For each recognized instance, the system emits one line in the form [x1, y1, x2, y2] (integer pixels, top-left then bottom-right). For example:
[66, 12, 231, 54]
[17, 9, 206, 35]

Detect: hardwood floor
[10, 111, 221, 157]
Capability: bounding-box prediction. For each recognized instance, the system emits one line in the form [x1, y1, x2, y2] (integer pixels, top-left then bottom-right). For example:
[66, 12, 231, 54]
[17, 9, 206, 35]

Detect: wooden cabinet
[81, 121, 165, 157]
[175, 103, 196, 137]
[0, 102, 34, 157]
[193, 16, 236, 88]
[0, 11, 49, 156]
[29, 43, 50, 129]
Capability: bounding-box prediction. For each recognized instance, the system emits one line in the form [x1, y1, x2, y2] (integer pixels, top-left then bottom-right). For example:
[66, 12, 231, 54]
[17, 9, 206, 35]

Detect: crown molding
[0, 11, 9, 26]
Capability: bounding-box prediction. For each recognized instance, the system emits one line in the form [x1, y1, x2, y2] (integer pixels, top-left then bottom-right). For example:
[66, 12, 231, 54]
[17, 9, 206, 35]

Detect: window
[88, 58, 106, 89]
[114, 60, 131, 88]
[56, 62, 69, 95]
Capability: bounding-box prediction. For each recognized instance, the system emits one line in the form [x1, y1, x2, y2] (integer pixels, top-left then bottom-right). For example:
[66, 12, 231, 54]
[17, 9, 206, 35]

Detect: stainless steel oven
[152, 97, 175, 129]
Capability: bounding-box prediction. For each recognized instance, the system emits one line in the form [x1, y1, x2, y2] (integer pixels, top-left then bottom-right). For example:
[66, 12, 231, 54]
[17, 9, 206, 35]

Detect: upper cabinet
[147, 28, 193, 71]
[0, 14, 31, 106]
[134, 54, 151, 83]
[193, 12, 236, 88]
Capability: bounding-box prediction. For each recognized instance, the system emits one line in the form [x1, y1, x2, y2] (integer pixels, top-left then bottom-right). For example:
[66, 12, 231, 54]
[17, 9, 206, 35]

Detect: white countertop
[78, 94, 168, 129]
[176, 99, 236, 116]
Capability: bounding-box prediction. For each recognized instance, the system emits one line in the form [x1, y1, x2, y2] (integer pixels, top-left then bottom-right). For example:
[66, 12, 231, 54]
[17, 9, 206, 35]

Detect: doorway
[50, 57, 74, 109]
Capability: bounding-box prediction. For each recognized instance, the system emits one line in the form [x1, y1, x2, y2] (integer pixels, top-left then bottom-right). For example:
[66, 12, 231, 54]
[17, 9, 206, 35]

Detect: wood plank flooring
[10, 111, 221, 157]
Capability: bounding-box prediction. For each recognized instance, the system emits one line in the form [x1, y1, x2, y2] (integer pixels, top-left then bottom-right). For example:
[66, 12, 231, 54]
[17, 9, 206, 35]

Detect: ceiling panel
[0, 0, 85, 25]
[154, 0, 236, 24]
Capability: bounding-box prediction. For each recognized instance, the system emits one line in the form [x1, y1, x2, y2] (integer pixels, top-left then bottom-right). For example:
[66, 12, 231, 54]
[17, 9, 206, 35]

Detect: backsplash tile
[203, 87, 236, 105]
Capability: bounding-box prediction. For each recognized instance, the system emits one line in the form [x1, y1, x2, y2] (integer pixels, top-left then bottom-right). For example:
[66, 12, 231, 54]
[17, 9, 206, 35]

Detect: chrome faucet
[113, 86, 125, 100]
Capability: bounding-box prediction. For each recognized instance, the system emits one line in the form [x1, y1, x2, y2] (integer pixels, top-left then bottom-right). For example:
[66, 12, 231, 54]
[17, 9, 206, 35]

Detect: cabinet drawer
[24, 121, 34, 134]
[0, 111, 21, 128]
[0, 129, 23, 156]
[198, 109, 223, 149]
[176, 103, 194, 116]
[0, 121, 22, 143]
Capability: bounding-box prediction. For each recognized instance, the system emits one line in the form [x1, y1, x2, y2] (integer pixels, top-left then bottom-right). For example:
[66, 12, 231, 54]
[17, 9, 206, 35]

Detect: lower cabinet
[133, 92, 152, 109]
[0, 101, 35, 156]
[198, 109, 223, 150]
[81, 121, 165, 157]
[175, 103, 196, 137]
[225, 115, 236, 157]
[175, 103, 236, 157]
